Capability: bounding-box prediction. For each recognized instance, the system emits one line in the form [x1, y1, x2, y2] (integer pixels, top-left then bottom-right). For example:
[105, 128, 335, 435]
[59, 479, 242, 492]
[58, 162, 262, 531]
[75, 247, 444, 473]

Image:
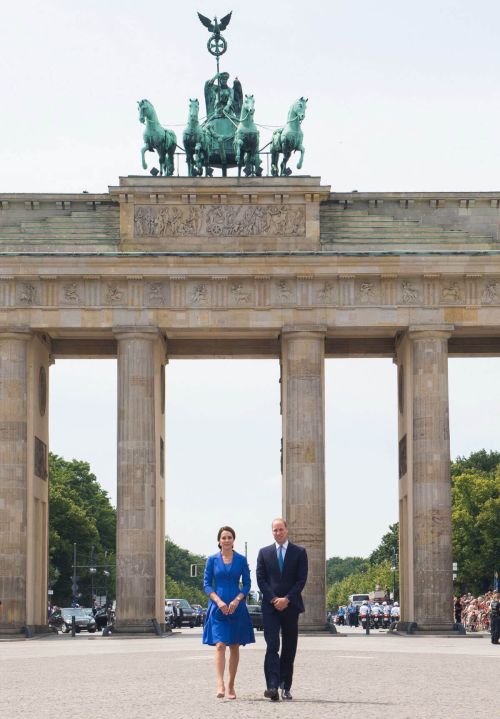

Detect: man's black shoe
[281, 689, 293, 700]
[264, 688, 279, 701]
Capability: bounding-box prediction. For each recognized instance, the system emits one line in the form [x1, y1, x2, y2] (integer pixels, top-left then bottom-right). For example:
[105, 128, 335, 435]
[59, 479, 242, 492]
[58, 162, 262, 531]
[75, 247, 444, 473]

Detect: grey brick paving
[0, 628, 498, 719]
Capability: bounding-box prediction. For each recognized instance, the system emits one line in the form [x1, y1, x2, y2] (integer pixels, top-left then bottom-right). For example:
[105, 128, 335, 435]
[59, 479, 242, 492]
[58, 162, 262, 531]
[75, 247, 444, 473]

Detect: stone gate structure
[1, 176, 500, 633]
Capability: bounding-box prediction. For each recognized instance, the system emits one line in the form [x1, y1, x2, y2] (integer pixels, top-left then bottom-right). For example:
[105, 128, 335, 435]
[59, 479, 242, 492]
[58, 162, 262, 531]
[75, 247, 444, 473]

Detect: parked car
[247, 604, 264, 631]
[49, 607, 97, 633]
[165, 598, 197, 628]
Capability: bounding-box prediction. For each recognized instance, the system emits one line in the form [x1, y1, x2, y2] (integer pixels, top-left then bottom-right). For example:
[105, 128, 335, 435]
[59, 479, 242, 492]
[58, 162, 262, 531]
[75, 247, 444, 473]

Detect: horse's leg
[141, 145, 149, 170]
[166, 148, 175, 177]
[296, 143, 305, 170]
[234, 135, 242, 165]
[281, 148, 292, 176]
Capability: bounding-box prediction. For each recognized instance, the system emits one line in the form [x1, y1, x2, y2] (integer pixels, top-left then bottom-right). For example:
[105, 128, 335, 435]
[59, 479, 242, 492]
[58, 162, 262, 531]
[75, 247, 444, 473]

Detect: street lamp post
[391, 548, 398, 602]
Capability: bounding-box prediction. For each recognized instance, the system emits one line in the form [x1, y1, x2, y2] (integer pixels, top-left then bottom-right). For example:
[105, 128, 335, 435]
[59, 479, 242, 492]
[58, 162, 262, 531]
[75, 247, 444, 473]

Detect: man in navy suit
[256, 517, 308, 701]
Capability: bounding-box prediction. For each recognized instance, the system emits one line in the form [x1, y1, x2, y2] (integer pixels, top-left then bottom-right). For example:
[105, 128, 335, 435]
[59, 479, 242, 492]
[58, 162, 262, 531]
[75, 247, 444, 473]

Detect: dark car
[247, 604, 264, 631]
[165, 598, 197, 628]
[49, 607, 97, 633]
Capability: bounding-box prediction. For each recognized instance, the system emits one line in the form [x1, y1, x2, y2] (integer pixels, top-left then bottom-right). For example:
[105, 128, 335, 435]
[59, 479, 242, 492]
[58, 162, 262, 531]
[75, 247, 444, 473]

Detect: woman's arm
[204, 556, 229, 614]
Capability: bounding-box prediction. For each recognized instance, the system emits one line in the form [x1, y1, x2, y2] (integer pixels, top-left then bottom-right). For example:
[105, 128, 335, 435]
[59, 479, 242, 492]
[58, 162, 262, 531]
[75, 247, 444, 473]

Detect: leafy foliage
[165, 537, 207, 605]
[49, 453, 116, 606]
[369, 523, 399, 566]
[452, 449, 500, 477]
[327, 560, 395, 610]
[326, 450, 500, 608]
[451, 459, 500, 594]
[326, 556, 367, 585]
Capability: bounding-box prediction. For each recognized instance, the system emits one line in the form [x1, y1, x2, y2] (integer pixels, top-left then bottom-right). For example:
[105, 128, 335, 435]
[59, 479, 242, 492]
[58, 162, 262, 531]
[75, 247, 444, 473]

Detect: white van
[348, 593, 370, 606]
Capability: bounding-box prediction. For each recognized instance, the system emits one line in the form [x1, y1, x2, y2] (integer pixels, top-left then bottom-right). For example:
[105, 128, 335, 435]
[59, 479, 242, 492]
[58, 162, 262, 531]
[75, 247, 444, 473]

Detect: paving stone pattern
[0, 629, 497, 719]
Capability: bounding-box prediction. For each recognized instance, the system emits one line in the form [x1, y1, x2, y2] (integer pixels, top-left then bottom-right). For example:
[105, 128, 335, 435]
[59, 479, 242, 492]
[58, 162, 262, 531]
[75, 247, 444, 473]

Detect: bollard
[365, 618, 370, 635]
[151, 618, 162, 637]
[71, 615, 76, 637]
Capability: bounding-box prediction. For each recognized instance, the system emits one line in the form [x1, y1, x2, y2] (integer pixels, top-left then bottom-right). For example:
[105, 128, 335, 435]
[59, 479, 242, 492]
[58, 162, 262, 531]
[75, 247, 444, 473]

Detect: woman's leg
[227, 644, 240, 698]
[215, 642, 226, 696]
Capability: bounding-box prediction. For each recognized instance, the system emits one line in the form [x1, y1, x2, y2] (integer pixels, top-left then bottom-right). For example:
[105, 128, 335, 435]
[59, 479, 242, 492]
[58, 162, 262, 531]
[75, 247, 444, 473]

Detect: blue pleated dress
[202, 551, 256, 646]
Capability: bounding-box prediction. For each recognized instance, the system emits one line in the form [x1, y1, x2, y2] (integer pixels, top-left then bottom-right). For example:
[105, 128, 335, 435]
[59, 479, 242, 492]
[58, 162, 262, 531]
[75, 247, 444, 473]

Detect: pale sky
[2, 1, 500, 583]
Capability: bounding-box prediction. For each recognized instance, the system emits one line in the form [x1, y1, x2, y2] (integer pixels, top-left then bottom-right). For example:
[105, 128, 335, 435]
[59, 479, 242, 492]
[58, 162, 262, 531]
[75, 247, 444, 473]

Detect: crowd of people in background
[454, 591, 498, 632]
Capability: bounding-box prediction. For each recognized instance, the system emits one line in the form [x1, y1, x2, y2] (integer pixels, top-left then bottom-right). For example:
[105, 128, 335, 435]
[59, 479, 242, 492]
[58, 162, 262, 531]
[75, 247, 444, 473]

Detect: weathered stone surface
[281, 328, 326, 630]
[1, 177, 500, 632]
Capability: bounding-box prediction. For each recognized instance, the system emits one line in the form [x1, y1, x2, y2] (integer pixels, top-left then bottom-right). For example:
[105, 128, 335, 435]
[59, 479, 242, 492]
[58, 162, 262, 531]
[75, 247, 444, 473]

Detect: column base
[0, 624, 55, 638]
[299, 623, 331, 633]
[391, 621, 465, 636]
[112, 620, 170, 635]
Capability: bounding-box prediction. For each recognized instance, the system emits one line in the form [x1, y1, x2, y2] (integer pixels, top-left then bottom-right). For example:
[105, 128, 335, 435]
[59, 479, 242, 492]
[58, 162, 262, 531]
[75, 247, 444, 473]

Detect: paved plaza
[0, 627, 497, 719]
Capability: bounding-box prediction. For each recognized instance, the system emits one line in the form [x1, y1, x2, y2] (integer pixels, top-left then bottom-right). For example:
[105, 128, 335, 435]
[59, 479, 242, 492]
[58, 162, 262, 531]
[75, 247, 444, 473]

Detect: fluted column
[396, 326, 454, 629]
[281, 326, 326, 630]
[0, 330, 31, 632]
[114, 327, 166, 631]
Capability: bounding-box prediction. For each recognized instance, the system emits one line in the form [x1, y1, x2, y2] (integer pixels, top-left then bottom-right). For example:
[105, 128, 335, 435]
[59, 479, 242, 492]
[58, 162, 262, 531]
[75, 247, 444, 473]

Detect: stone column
[114, 327, 166, 631]
[281, 326, 326, 630]
[396, 326, 454, 630]
[0, 330, 31, 632]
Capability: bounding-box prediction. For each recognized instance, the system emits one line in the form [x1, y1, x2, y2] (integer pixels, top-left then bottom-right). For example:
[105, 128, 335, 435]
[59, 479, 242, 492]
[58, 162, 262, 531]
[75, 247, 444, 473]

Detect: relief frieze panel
[62, 282, 83, 305]
[3, 274, 500, 310]
[133, 204, 306, 238]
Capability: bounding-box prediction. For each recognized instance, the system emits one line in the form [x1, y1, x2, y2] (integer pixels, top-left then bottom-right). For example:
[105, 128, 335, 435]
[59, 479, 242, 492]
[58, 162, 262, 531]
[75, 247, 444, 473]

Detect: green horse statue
[233, 94, 263, 177]
[138, 99, 177, 177]
[270, 97, 308, 176]
[182, 98, 205, 177]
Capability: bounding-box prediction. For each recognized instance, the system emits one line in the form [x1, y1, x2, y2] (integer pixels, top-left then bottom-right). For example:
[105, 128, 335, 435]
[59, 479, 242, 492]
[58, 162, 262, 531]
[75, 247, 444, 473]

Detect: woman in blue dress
[203, 525, 255, 699]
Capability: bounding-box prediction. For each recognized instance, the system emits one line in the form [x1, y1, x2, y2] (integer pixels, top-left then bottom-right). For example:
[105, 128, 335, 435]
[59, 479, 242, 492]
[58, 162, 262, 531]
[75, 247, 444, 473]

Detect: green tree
[326, 556, 367, 585]
[327, 560, 395, 610]
[165, 537, 207, 605]
[451, 465, 500, 594]
[452, 449, 500, 477]
[49, 453, 116, 605]
[369, 523, 399, 566]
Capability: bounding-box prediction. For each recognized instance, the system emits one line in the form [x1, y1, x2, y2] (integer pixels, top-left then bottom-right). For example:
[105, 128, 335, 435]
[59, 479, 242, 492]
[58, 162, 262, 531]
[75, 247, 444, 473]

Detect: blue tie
[278, 545, 284, 573]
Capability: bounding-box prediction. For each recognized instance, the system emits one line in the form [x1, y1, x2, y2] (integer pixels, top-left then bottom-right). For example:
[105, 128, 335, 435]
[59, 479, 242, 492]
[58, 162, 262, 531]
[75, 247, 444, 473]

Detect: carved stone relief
[147, 282, 166, 305]
[134, 204, 306, 237]
[105, 283, 125, 304]
[441, 282, 463, 303]
[229, 283, 251, 304]
[401, 281, 420, 304]
[316, 281, 336, 304]
[62, 282, 81, 304]
[481, 280, 498, 304]
[18, 282, 36, 304]
[4, 275, 500, 311]
[190, 283, 209, 304]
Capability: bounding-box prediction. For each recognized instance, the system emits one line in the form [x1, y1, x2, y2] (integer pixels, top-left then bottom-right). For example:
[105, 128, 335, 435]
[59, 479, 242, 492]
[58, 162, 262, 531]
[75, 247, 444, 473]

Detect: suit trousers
[263, 605, 299, 691]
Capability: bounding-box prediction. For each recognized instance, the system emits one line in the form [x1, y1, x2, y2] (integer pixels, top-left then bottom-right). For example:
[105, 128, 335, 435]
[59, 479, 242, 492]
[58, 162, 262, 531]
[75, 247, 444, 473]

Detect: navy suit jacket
[256, 542, 308, 614]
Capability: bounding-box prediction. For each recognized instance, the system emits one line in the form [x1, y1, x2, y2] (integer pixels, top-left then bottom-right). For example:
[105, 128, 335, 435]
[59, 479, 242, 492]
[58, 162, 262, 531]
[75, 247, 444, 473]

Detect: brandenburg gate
[1, 176, 500, 633]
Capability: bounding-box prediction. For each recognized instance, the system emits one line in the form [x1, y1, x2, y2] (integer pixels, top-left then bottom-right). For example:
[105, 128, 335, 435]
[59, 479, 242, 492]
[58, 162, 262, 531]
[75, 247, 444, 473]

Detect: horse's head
[138, 99, 153, 124]
[242, 94, 255, 117]
[289, 97, 308, 123]
[188, 98, 200, 120]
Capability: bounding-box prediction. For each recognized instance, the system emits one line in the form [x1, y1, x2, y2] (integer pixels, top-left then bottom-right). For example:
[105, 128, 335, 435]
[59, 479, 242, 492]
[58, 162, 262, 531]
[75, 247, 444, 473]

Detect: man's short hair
[272, 517, 288, 528]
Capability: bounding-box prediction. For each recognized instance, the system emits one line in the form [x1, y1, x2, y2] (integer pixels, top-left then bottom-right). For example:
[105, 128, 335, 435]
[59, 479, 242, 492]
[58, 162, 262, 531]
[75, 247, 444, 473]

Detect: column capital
[407, 324, 454, 341]
[0, 326, 33, 341]
[281, 324, 327, 341]
[113, 326, 167, 362]
[113, 325, 162, 340]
